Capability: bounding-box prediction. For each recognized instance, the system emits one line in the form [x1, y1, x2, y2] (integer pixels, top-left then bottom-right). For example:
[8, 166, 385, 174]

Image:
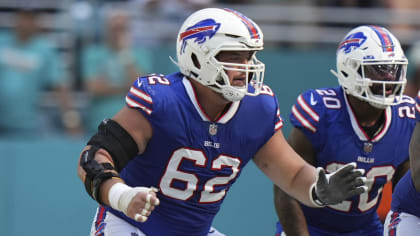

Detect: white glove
[108, 183, 160, 222]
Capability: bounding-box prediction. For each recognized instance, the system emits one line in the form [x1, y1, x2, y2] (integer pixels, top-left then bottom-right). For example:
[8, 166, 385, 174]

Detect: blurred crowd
[0, 0, 419, 139]
[0, 8, 81, 137]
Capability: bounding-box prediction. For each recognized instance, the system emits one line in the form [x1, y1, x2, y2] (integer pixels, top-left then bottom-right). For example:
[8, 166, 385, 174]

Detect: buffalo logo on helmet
[179, 19, 221, 54]
[338, 32, 367, 54]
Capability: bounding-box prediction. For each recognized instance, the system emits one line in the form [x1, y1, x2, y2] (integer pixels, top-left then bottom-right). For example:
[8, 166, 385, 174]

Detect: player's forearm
[253, 131, 318, 207]
[286, 163, 318, 207]
[410, 124, 420, 191]
[261, 160, 317, 207]
[273, 185, 310, 236]
[254, 153, 317, 206]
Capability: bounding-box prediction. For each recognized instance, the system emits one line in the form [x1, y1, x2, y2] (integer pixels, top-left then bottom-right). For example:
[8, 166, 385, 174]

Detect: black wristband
[80, 147, 121, 205]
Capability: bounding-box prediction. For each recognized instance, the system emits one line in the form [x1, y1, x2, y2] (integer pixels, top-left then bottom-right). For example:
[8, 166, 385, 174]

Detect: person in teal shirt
[82, 9, 152, 134]
[0, 9, 81, 137]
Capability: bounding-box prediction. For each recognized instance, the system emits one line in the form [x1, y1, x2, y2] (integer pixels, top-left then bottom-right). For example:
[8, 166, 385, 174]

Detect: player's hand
[108, 183, 160, 222]
[125, 187, 160, 222]
[313, 162, 367, 206]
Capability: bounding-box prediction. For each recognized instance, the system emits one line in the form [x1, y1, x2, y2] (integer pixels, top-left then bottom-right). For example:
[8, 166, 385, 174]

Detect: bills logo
[338, 32, 367, 54]
[179, 19, 220, 54]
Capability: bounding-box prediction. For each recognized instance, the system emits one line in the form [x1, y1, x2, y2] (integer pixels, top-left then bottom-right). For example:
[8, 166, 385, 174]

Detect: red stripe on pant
[388, 211, 400, 236]
[95, 206, 106, 236]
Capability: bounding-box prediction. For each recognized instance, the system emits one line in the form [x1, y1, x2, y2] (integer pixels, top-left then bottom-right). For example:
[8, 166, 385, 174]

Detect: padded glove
[311, 162, 367, 206]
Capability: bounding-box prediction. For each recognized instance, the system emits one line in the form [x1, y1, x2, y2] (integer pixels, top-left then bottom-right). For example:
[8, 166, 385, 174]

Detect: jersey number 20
[326, 163, 395, 212]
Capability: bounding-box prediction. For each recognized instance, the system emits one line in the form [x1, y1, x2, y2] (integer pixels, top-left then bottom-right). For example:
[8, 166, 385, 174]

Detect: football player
[274, 25, 416, 236]
[77, 8, 367, 236]
[383, 91, 420, 235]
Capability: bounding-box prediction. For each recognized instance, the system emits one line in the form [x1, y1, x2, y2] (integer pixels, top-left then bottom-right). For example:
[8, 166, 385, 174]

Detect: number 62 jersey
[105, 72, 283, 236]
[290, 86, 417, 233]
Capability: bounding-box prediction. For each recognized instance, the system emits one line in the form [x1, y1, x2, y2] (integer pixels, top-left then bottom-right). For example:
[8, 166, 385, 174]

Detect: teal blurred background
[0, 46, 338, 236]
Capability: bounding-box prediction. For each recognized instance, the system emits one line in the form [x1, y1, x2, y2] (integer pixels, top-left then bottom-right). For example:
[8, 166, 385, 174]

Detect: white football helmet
[175, 8, 265, 102]
[331, 25, 408, 109]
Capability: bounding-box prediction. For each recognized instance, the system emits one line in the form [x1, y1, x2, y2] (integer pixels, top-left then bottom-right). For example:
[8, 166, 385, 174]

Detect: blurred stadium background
[0, 0, 420, 235]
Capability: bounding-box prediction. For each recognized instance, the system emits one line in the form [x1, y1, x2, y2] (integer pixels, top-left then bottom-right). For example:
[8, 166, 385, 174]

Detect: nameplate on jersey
[204, 141, 220, 149]
[357, 156, 375, 164]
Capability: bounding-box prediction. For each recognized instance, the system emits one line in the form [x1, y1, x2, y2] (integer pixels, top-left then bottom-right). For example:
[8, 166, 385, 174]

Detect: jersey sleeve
[254, 86, 284, 151]
[416, 90, 420, 122]
[125, 76, 154, 117]
[289, 89, 326, 143]
[260, 85, 283, 132]
[275, 106, 284, 132]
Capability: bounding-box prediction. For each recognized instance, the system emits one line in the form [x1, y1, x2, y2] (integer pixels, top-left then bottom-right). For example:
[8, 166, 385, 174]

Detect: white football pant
[383, 210, 420, 236]
[89, 207, 226, 236]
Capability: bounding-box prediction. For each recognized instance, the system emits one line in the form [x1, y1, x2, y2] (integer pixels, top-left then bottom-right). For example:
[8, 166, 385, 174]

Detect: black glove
[311, 162, 367, 206]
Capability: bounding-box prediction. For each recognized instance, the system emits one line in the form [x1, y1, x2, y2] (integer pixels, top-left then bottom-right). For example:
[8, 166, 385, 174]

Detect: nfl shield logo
[209, 123, 218, 135]
[363, 142, 373, 153]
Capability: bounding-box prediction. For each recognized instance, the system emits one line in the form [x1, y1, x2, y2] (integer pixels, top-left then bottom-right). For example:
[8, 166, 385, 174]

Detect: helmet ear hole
[357, 67, 362, 77]
[191, 53, 201, 69]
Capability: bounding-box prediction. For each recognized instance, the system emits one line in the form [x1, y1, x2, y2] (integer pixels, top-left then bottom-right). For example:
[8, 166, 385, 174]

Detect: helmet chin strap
[368, 101, 388, 110]
[221, 86, 246, 102]
[213, 73, 247, 102]
[355, 91, 389, 110]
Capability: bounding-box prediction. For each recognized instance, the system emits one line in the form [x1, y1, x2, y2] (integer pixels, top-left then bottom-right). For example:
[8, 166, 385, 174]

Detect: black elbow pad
[87, 119, 139, 171]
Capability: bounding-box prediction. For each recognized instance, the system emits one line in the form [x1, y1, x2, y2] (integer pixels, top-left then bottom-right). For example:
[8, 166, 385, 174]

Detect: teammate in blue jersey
[274, 25, 417, 236]
[77, 8, 367, 236]
[383, 91, 420, 235]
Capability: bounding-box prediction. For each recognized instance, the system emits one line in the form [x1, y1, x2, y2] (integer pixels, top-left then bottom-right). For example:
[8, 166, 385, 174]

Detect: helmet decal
[369, 25, 394, 52]
[179, 19, 221, 54]
[338, 31, 367, 54]
[223, 8, 260, 39]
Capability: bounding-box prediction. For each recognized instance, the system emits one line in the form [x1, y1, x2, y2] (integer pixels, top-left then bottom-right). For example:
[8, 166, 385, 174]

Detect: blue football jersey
[288, 87, 416, 233]
[107, 72, 283, 236]
[391, 92, 420, 217]
[391, 170, 420, 217]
